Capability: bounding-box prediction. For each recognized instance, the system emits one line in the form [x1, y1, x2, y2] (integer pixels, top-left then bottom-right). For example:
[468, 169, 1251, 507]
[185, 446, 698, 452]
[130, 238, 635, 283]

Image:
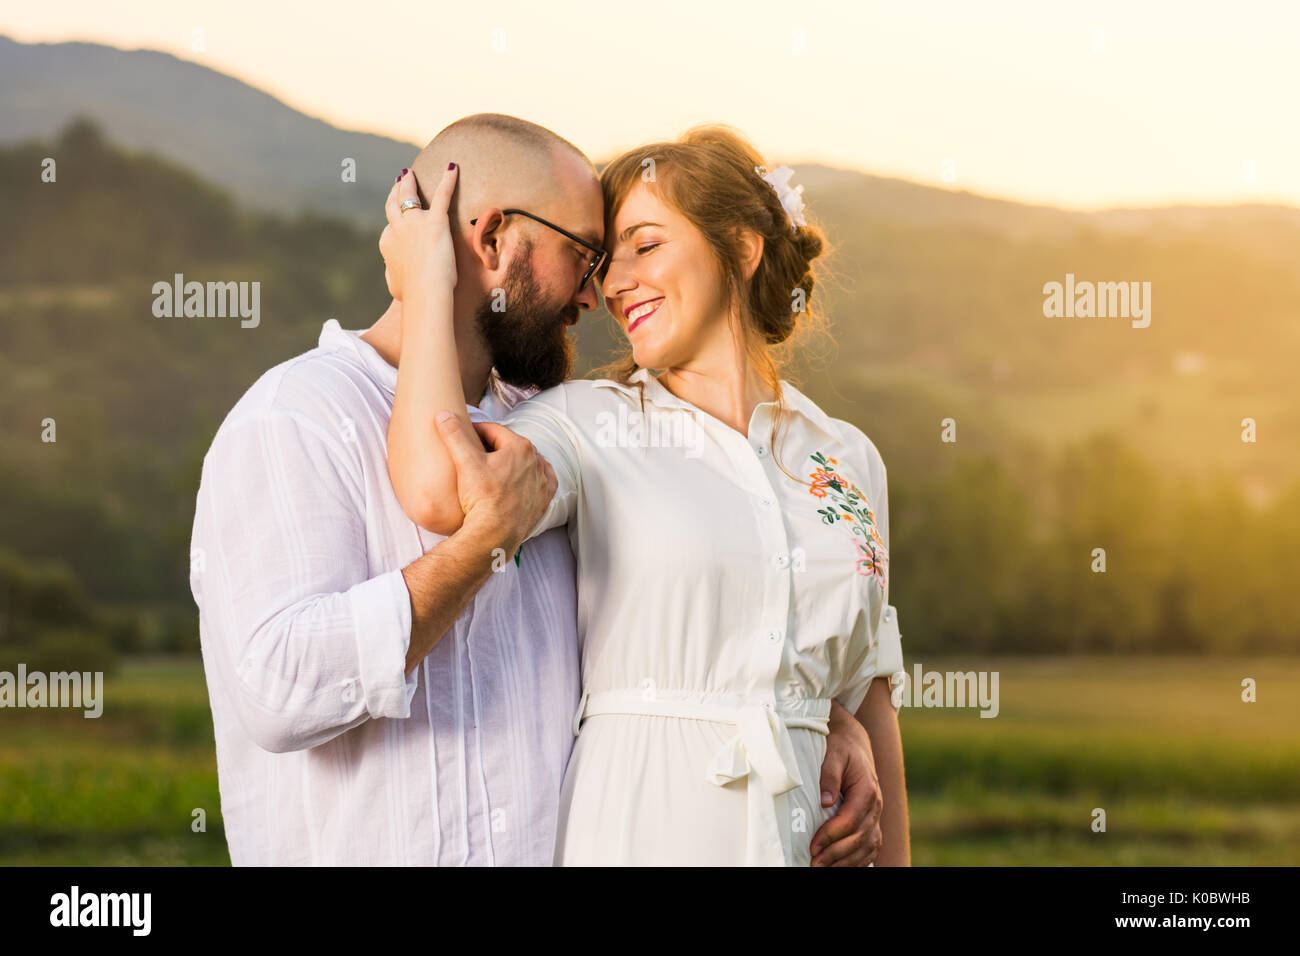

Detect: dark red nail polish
[448, 162, 456, 170]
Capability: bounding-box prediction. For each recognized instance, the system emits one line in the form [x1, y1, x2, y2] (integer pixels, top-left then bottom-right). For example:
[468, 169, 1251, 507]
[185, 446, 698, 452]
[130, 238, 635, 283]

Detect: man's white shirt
[189, 319, 580, 865]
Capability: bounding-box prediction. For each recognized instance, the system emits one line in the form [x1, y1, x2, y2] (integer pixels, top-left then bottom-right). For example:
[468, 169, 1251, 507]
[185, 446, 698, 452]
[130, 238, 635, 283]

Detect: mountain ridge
[5, 34, 1299, 237]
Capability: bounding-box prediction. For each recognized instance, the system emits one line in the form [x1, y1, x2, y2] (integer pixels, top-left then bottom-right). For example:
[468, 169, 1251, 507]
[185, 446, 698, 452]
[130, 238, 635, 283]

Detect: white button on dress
[503, 367, 905, 866]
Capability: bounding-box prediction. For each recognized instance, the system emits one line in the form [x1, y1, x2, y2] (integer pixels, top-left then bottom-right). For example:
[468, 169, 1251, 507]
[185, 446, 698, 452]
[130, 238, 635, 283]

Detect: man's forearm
[858, 677, 910, 865]
[401, 515, 513, 674]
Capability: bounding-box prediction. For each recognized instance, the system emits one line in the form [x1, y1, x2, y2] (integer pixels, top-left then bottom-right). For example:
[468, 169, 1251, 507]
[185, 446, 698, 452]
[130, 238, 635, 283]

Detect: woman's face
[599, 182, 730, 370]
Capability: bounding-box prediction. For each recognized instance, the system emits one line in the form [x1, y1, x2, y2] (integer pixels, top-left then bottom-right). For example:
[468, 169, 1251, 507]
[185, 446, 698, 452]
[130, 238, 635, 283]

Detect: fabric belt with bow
[573, 688, 832, 866]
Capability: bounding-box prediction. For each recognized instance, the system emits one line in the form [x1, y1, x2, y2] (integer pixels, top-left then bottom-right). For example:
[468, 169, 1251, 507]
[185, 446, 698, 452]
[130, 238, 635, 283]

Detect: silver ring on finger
[399, 199, 421, 215]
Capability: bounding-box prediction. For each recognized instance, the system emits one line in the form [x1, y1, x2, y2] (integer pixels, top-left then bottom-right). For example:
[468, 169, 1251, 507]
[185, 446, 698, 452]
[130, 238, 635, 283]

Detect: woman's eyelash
[636, 243, 661, 255]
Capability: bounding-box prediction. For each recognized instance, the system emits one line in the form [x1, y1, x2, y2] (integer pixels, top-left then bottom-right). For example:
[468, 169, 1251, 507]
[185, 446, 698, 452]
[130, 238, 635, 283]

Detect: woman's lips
[626, 298, 663, 334]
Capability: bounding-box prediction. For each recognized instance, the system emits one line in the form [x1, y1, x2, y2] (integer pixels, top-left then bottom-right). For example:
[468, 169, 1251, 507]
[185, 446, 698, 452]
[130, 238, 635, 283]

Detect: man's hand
[810, 698, 883, 866]
[434, 411, 557, 554]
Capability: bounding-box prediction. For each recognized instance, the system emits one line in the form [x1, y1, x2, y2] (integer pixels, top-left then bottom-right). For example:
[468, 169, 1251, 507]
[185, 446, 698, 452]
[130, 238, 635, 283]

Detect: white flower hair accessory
[755, 164, 807, 229]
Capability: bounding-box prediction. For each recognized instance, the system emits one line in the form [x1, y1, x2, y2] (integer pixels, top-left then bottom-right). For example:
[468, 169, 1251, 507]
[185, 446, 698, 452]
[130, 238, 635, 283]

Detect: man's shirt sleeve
[190, 408, 418, 753]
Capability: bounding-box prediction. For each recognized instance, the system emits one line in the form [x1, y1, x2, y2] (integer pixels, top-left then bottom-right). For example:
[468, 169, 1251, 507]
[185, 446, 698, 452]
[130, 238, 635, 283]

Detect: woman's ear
[737, 227, 764, 281]
[471, 208, 506, 273]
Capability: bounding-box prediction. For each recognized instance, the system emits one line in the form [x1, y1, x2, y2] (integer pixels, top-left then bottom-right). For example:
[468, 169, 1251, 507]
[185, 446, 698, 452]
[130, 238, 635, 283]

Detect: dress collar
[591, 367, 840, 442]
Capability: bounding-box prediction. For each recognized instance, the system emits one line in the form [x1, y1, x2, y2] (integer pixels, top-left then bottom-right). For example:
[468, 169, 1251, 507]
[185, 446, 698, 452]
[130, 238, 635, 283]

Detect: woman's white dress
[502, 368, 905, 866]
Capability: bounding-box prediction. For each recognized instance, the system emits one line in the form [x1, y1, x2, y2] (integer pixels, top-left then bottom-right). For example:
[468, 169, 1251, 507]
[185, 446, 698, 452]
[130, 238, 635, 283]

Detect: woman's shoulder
[780, 381, 887, 483]
[501, 376, 643, 427]
[832, 417, 887, 479]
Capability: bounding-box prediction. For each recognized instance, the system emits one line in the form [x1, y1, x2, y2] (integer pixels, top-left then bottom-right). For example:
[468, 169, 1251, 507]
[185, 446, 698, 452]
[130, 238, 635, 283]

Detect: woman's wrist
[400, 275, 454, 327]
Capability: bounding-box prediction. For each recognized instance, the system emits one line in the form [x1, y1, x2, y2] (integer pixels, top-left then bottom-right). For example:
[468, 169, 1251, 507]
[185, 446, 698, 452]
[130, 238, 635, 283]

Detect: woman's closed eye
[636, 242, 662, 255]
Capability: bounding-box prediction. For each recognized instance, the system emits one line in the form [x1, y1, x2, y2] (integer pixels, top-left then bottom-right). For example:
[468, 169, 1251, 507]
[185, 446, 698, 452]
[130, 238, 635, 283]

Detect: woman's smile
[625, 296, 664, 334]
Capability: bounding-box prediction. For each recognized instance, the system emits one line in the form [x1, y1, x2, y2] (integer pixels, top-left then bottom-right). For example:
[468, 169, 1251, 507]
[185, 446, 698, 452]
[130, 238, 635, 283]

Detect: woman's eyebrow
[618, 221, 664, 243]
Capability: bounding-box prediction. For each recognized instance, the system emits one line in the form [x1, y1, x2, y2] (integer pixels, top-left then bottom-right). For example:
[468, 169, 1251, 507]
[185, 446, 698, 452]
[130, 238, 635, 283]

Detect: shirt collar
[591, 368, 840, 442]
[319, 319, 399, 397]
[317, 319, 535, 418]
[590, 367, 682, 411]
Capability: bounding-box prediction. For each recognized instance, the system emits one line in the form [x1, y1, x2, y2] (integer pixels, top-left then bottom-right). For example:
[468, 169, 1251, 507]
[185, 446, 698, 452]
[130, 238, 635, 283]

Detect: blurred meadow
[2, 656, 1296, 865]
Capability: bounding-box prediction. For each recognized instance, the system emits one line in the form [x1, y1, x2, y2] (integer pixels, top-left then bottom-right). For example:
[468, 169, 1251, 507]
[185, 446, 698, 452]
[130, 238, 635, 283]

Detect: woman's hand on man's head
[379, 164, 460, 305]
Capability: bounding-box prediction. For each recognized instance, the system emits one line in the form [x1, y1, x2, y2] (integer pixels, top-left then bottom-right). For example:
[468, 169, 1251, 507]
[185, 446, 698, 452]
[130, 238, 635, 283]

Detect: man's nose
[574, 278, 600, 312]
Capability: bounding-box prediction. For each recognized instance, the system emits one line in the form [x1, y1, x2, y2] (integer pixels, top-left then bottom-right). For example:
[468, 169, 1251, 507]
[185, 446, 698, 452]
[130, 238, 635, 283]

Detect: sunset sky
[4, 0, 1298, 210]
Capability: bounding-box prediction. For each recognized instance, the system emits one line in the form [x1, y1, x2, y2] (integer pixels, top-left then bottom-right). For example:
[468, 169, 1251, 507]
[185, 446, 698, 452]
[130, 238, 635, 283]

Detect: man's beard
[475, 244, 578, 392]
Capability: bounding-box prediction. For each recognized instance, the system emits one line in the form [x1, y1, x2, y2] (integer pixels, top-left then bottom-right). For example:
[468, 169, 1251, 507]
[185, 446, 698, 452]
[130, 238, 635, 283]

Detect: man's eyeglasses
[470, 209, 607, 292]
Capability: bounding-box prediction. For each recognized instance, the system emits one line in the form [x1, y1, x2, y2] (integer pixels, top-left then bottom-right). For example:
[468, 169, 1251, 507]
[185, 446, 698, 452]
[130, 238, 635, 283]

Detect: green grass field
[1, 656, 1296, 865]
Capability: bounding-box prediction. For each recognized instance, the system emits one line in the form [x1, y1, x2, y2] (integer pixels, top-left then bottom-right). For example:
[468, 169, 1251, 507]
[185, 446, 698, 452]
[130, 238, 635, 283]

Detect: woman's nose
[602, 257, 636, 298]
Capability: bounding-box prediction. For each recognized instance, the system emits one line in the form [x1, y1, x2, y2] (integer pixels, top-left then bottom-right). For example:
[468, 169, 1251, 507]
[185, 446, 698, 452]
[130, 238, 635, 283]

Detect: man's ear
[737, 227, 764, 281]
[470, 208, 507, 273]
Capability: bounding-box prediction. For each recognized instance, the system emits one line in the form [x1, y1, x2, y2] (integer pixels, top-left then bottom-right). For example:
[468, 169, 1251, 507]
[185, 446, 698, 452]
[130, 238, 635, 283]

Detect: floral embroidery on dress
[808, 450, 887, 587]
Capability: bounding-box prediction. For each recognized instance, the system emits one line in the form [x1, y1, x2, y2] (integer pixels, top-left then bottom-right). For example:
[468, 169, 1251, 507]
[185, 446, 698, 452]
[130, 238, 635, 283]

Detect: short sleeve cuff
[524, 489, 569, 541]
[835, 603, 906, 716]
[876, 605, 906, 711]
[349, 568, 419, 720]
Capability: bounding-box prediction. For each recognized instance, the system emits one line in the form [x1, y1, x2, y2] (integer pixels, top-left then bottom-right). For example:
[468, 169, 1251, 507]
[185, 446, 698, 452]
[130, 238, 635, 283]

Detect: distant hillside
[1, 82, 1297, 504]
[7, 34, 1300, 253]
[3, 28, 1299, 501]
[2, 122, 1298, 657]
[0, 34, 417, 224]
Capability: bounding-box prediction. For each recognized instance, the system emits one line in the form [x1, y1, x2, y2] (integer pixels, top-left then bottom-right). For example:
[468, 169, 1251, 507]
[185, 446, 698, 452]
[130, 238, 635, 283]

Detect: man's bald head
[409, 113, 601, 243]
[402, 115, 604, 392]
